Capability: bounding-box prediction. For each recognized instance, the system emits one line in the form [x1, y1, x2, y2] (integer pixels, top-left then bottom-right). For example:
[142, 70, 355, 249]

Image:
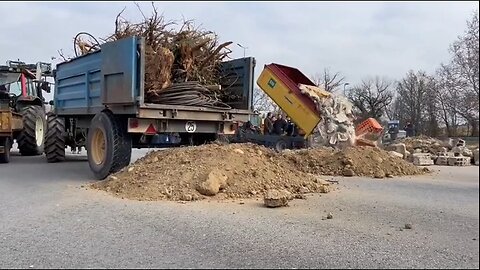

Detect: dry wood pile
[73, 3, 234, 106]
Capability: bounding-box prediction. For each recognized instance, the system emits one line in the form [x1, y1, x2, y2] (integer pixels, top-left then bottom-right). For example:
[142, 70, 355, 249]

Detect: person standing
[263, 112, 274, 135]
[273, 114, 288, 135]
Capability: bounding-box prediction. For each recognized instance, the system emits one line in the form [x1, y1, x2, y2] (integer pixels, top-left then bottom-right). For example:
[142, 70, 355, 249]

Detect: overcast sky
[0, 1, 478, 92]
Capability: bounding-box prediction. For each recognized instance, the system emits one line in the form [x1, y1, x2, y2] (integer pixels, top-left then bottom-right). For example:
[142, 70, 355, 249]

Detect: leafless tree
[345, 76, 394, 122]
[252, 88, 277, 114]
[439, 10, 479, 136]
[391, 70, 438, 136]
[311, 68, 346, 93]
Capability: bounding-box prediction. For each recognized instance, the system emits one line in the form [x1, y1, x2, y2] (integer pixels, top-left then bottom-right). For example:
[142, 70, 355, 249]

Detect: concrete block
[435, 156, 449, 165]
[447, 156, 471, 166]
[413, 153, 434, 166]
[388, 151, 404, 159]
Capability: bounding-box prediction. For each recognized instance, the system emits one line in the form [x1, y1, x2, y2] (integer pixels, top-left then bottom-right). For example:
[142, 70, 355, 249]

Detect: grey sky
[0, 1, 478, 91]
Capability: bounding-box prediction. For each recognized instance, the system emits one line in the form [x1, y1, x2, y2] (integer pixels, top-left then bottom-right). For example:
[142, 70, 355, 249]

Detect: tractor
[0, 60, 52, 163]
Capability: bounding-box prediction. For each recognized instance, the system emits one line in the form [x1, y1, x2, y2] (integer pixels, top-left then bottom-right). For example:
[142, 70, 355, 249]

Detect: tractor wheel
[17, 105, 46, 156]
[45, 113, 66, 163]
[0, 137, 11, 163]
[87, 111, 132, 180]
[275, 139, 287, 152]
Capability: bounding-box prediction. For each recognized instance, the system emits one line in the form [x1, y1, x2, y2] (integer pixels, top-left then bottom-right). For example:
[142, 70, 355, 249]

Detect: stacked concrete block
[412, 153, 434, 166]
[435, 152, 452, 165]
[447, 156, 471, 166]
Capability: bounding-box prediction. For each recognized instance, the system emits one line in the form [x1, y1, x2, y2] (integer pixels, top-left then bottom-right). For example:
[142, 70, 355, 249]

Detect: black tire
[17, 105, 46, 156]
[45, 113, 66, 163]
[0, 137, 11, 163]
[275, 139, 287, 152]
[87, 111, 132, 180]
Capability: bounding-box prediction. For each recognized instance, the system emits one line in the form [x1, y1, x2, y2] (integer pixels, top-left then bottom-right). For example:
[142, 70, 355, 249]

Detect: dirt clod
[404, 223, 413, 229]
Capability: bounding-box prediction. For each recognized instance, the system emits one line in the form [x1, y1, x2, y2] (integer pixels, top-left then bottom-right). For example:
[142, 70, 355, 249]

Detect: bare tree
[441, 10, 479, 136]
[311, 68, 346, 93]
[346, 76, 394, 122]
[392, 70, 438, 136]
[252, 88, 277, 113]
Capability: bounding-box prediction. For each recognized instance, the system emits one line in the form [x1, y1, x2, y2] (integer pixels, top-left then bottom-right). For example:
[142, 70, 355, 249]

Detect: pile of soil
[91, 143, 427, 202]
[398, 135, 445, 154]
[282, 146, 426, 177]
[91, 143, 330, 201]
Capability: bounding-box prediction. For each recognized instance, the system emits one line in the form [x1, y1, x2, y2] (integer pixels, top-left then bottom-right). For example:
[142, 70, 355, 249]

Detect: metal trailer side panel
[54, 37, 140, 116]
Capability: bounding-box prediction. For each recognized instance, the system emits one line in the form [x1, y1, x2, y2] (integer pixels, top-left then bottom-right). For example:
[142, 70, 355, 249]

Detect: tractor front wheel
[17, 105, 46, 156]
[0, 137, 11, 163]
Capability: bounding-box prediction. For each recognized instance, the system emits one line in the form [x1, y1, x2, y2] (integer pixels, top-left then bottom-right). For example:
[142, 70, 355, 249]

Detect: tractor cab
[0, 61, 52, 112]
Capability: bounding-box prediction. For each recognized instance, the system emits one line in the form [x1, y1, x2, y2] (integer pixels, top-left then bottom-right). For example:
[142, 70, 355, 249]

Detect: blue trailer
[46, 36, 255, 179]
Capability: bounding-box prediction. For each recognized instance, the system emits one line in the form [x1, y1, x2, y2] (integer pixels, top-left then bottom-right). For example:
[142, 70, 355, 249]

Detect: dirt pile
[91, 143, 427, 202]
[398, 135, 445, 154]
[91, 143, 331, 201]
[282, 146, 426, 177]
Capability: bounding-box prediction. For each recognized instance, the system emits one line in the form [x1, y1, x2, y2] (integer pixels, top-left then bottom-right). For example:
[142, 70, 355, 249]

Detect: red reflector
[145, 124, 157, 135]
[129, 119, 139, 129]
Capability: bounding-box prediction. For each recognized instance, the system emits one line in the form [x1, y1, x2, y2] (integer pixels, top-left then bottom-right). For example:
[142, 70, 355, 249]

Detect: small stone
[250, 190, 257, 195]
[257, 150, 263, 155]
[299, 186, 310, 194]
[374, 170, 385, 179]
[386, 173, 394, 178]
[180, 194, 193, 201]
[128, 167, 134, 172]
[342, 168, 355, 177]
[264, 189, 291, 208]
[233, 149, 245, 155]
[153, 157, 159, 162]
[343, 159, 354, 166]
[327, 212, 333, 219]
[109, 175, 118, 181]
[404, 223, 413, 229]
[294, 194, 307, 200]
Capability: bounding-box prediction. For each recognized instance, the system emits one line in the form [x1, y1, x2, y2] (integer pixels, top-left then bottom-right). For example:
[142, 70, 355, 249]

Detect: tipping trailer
[46, 36, 255, 179]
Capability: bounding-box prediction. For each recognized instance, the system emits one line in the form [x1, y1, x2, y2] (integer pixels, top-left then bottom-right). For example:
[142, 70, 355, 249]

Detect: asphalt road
[0, 146, 479, 269]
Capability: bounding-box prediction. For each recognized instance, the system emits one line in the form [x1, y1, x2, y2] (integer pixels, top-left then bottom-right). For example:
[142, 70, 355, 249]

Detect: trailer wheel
[45, 113, 66, 163]
[275, 139, 287, 152]
[87, 111, 132, 180]
[17, 105, 46, 156]
[0, 137, 11, 163]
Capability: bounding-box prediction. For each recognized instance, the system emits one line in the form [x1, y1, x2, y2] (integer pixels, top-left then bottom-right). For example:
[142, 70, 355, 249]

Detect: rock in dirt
[404, 223, 413, 230]
[374, 170, 386, 179]
[342, 168, 355, 177]
[233, 148, 245, 155]
[264, 189, 291, 208]
[299, 186, 310, 194]
[327, 212, 333, 219]
[196, 169, 228, 196]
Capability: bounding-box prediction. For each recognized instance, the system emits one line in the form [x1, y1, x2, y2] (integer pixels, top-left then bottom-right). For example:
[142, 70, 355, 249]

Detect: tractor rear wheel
[17, 105, 46, 156]
[45, 113, 66, 163]
[87, 111, 132, 180]
[0, 137, 11, 163]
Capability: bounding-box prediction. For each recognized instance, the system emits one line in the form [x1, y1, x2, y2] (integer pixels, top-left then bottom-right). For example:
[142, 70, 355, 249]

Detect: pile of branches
[74, 3, 234, 104]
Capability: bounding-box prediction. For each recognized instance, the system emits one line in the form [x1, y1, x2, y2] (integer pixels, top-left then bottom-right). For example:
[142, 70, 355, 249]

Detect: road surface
[0, 147, 478, 269]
